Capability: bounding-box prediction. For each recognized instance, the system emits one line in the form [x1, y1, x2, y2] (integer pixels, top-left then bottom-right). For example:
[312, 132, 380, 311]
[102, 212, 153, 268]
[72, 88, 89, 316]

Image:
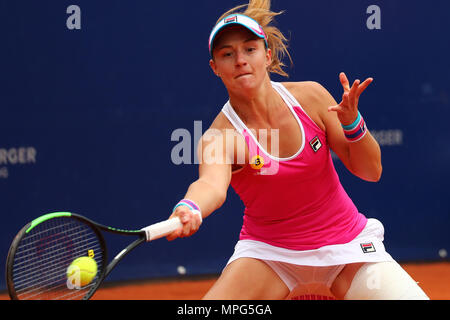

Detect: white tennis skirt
[227, 218, 394, 268]
[226, 218, 395, 297]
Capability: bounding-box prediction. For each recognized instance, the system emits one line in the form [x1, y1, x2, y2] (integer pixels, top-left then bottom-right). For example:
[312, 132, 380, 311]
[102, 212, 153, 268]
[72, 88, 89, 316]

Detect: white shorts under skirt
[226, 218, 395, 294]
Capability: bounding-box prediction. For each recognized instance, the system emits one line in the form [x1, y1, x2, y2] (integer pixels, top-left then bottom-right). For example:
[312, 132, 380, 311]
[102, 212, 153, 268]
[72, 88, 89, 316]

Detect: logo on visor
[224, 16, 238, 24]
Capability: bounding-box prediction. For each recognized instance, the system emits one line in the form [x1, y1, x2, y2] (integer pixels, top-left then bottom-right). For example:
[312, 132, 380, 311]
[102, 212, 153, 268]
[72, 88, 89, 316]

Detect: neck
[228, 77, 280, 125]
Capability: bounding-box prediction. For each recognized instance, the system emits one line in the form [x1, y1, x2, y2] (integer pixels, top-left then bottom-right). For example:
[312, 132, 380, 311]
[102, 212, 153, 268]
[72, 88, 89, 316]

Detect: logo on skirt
[360, 242, 376, 253]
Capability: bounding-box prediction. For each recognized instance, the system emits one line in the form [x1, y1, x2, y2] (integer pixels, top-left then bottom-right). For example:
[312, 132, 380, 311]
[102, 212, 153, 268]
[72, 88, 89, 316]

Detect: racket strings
[12, 222, 82, 256]
[11, 217, 104, 300]
[14, 240, 102, 290]
[13, 224, 97, 280]
[13, 231, 100, 275]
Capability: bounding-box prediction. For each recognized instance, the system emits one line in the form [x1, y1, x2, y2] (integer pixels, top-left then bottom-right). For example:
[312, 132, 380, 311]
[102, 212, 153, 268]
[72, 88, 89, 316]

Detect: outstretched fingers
[356, 78, 373, 97]
[329, 73, 373, 126]
[348, 79, 360, 108]
[340, 72, 351, 92]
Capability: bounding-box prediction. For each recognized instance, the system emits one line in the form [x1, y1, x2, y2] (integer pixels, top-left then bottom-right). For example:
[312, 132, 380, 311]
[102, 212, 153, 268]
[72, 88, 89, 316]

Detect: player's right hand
[166, 206, 202, 241]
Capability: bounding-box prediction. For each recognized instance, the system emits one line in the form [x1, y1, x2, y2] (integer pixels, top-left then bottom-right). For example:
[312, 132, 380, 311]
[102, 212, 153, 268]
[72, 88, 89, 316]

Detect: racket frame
[5, 212, 147, 300]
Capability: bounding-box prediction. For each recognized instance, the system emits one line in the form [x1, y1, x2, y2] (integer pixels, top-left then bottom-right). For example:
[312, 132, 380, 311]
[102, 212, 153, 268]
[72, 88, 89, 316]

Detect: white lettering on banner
[0, 147, 37, 179]
[0, 147, 37, 165]
[331, 129, 403, 161]
[371, 129, 404, 146]
[0, 167, 8, 179]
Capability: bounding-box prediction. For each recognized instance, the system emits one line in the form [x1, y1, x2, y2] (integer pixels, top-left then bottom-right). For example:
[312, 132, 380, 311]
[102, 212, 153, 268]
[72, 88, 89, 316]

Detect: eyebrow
[216, 38, 259, 51]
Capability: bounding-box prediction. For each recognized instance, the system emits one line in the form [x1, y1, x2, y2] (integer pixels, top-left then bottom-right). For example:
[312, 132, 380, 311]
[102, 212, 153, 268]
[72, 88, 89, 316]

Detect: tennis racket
[5, 211, 196, 300]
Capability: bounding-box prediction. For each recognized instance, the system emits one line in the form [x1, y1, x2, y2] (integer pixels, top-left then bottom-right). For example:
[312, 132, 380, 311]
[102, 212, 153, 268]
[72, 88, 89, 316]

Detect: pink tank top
[221, 82, 367, 251]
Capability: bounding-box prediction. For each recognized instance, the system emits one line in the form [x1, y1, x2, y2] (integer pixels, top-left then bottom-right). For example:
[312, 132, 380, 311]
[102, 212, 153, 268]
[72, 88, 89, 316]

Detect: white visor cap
[208, 14, 268, 56]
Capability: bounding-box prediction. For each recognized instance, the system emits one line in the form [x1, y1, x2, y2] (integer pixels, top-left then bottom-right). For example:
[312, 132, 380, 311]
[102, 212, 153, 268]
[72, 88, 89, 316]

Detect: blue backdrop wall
[1, 0, 449, 290]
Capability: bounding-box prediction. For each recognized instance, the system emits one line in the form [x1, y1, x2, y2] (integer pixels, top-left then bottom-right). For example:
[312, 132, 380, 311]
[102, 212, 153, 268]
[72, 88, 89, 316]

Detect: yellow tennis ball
[66, 256, 97, 287]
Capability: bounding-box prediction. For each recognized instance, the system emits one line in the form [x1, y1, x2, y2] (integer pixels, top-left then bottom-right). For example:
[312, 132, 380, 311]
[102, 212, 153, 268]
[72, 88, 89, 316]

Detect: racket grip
[141, 211, 202, 241]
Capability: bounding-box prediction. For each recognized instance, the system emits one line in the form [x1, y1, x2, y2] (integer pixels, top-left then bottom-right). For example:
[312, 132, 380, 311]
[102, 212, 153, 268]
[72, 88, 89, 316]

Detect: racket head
[6, 212, 108, 300]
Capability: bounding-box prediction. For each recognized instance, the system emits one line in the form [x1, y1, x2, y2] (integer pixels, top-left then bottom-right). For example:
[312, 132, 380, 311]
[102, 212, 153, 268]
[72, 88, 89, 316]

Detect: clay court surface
[1, 262, 448, 300]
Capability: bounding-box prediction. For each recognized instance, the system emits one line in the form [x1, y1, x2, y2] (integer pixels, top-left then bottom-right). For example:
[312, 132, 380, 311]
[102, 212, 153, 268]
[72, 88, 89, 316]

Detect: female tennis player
[167, 0, 429, 300]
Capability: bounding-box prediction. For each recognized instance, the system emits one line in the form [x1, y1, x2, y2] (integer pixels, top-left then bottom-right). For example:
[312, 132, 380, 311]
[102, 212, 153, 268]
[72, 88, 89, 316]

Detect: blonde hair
[215, 0, 292, 77]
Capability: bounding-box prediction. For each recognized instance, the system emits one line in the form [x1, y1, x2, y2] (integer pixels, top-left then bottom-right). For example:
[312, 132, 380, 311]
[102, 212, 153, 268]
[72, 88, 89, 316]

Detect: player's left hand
[328, 72, 373, 126]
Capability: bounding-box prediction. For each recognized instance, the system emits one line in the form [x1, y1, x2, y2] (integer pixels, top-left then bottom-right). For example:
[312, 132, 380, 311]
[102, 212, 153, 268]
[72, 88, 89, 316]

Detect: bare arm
[166, 128, 233, 240]
[306, 74, 382, 182]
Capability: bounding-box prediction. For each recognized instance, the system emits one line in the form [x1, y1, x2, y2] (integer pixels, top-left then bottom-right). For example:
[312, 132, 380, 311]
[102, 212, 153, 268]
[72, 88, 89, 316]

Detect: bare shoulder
[209, 111, 235, 131]
[281, 81, 336, 107]
[281, 81, 338, 131]
[198, 112, 234, 151]
[201, 111, 248, 169]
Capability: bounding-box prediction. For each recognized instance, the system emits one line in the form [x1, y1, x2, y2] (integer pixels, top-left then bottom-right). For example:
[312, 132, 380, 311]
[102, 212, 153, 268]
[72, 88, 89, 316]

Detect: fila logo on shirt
[309, 136, 322, 153]
[360, 242, 376, 253]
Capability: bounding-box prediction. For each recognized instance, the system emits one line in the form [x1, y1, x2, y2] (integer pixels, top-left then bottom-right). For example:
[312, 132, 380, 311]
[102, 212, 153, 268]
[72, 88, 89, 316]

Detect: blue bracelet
[172, 199, 203, 223]
[172, 199, 201, 213]
[341, 112, 362, 131]
[342, 112, 368, 142]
